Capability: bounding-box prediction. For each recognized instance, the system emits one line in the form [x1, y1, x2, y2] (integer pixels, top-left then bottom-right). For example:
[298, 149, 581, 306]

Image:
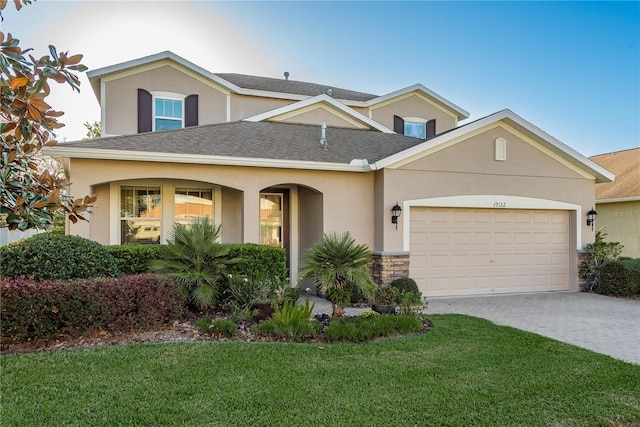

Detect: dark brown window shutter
[185, 94, 199, 127]
[426, 119, 436, 140]
[137, 89, 152, 133]
[393, 115, 404, 134]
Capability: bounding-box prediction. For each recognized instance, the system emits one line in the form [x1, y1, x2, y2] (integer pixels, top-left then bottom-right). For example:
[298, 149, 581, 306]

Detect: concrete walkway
[301, 292, 640, 365]
[427, 292, 640, 365]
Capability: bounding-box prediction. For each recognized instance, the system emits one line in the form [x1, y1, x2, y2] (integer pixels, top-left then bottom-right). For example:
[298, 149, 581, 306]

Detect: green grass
[2, 314, 639, 426]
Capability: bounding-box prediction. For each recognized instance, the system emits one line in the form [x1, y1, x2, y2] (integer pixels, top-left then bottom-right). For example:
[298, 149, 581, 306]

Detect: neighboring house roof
[589, 147, 640, 201]
[45, 122, 423, 171]
[375, 109, 614, 184]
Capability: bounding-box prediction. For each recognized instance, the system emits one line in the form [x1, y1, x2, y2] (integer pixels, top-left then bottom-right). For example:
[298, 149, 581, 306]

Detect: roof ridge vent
[284, 71, 289, 80]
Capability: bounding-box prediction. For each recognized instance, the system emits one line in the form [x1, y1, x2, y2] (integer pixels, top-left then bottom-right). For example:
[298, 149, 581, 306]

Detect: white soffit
[374, 109, 615, 183]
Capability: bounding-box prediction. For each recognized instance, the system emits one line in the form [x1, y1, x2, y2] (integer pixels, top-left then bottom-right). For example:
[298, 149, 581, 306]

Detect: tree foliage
[83, 121, 101, 140]
[1, 1, 95, 230]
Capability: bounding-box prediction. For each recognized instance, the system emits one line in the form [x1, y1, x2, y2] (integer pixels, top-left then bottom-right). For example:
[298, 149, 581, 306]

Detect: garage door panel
[410, 207, 570, 297]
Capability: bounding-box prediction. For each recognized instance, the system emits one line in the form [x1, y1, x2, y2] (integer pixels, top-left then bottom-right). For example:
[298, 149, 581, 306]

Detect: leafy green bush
[580, 229, 623, 291]
[195, 317, 237, 337]
[324, 314, 423, 343]
[1, 274, 185, 343]
[0, 233, 120, 280]
[222, 274, 297, 310]
[106, 244, 162, 274]
[225, 244, 287, 282]
[389, 277, 420, 295]
[597, 260, 640, 297]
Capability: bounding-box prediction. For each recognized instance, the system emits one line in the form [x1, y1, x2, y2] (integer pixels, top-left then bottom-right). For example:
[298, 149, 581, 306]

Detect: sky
[1, 0, 638, 157]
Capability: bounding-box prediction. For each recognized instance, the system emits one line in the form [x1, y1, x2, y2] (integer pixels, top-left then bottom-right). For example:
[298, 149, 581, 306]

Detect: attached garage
[409, 207, 571, 297]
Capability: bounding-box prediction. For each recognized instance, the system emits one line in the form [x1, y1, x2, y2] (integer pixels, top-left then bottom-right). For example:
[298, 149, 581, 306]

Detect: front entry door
[260, 191, 290, 271]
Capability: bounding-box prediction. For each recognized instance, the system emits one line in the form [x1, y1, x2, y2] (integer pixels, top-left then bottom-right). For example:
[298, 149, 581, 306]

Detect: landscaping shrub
[0, 274, 185, 344]
[0, 233, 120, 280]
[324, 314, 423, 343]
[389, 277, 420, 295]
[580, 229, 623, 291]
[253, 298, 321, 341]
[225, 244, 287, 282]
[106, 244, 162, 274]
[195, 317, 237, 337]
[596, 259, 640, 297]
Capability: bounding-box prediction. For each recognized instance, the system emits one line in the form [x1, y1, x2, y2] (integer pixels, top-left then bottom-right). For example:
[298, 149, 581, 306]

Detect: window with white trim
[120, 186, 162, 244]
[174, 187, 213, 226]
[404, 121, 426, 138]
[154, 96, 184, 131]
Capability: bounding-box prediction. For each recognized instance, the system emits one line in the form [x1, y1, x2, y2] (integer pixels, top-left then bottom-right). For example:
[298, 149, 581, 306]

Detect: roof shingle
[590, 147, 640, 199]
[60, 122, 423, 164]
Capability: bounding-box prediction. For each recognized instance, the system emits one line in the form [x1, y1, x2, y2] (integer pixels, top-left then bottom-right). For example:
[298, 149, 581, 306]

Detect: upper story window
[404, 121, 426, 139]
[154, 97, 184, 131]
[394, 115, 437, 140]
[138, 89, 199, 133]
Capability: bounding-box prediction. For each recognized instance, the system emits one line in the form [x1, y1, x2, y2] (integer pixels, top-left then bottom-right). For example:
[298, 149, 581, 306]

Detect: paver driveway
[427, 291, 640, 365]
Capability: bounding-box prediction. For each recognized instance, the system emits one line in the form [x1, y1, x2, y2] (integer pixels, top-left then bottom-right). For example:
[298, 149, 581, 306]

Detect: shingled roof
[216, 73, 378, 102]
[590, 147, 640, 200]
[56, 121, 423, 165]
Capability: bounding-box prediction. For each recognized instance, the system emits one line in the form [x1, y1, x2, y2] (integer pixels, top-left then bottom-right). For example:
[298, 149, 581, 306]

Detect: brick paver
[427, 291, 640, 365]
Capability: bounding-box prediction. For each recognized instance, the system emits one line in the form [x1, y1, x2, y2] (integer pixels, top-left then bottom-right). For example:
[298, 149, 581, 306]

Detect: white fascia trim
[242, 94, 395, 133]
[87, 51, 243, 94]
[42, 147, 373, 172]
[374, 109, 615, 183]
[401, 195, 583, 251]
[596, 196, 640, 204]
[365, 84, 470, 120]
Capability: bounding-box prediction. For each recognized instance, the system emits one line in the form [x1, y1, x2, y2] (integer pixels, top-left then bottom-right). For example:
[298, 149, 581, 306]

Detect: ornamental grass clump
[298, 231, 376, 317]
[253, 298, 321, 341]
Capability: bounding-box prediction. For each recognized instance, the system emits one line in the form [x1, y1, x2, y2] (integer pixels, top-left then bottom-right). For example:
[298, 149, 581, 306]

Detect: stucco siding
[230, 95, 292, 121]
[277, 107, 364, 129]
[370, 94, 457, 134]
[65, 158, 375, 250]
[103, 65, 228, 135]
[594, 201, 640, 258]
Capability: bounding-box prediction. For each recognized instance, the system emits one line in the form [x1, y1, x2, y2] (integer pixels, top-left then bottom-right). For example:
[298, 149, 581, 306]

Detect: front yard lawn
[2, 314, 639, 426]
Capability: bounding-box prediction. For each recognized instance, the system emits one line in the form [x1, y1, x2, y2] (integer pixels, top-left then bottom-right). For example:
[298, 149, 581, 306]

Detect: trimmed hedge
[0, 274, 185, 343]
[596, 258, 640, 297]
[106, 244, 163, 274]
[225, 243, 288, 282]
[389, 277, 420, 295]
[105, 243, 288, 281]
[0, 233, 120, 280]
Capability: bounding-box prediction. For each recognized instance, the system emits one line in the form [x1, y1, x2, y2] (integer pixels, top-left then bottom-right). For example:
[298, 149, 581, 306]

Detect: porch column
[242, 189, 260, 244]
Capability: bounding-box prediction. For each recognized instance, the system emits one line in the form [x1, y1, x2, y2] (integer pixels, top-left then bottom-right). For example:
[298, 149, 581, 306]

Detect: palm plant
[298, 231, 376, 317]
[148, 217, 235, 308]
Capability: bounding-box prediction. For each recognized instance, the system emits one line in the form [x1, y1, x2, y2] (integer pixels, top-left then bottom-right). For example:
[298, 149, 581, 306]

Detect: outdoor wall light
[586, 207, 597, 231]
[391, 202, 402, 230]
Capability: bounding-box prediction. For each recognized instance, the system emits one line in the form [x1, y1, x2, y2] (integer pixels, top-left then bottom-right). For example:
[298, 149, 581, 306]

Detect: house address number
[493, 202, 507, 208]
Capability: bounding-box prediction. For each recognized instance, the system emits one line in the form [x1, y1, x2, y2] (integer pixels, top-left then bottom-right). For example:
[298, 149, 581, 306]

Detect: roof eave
[42, 147, 373, 172]
[374, 109, 615, 183]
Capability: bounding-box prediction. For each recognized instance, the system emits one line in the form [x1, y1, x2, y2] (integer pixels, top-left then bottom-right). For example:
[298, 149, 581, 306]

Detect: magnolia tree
[1, 0, 95, 230]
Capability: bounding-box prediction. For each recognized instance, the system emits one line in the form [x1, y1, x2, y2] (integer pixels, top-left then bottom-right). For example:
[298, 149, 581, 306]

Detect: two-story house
[45, 51, 614, 297]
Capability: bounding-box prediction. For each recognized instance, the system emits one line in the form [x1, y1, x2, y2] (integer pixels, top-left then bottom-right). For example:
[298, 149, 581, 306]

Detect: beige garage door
[409, 207, 570, 297]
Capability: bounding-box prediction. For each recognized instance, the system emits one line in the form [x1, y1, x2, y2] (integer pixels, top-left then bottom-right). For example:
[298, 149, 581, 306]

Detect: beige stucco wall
[594, 201, 640, 258]
[230, 94, 292, 121]
[103, 65, 228, 136]
[370, 93, 458, 134]
[377, 125, 596, 254]
[65, 158, 375, 254]
[277, 107, 364, 128]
